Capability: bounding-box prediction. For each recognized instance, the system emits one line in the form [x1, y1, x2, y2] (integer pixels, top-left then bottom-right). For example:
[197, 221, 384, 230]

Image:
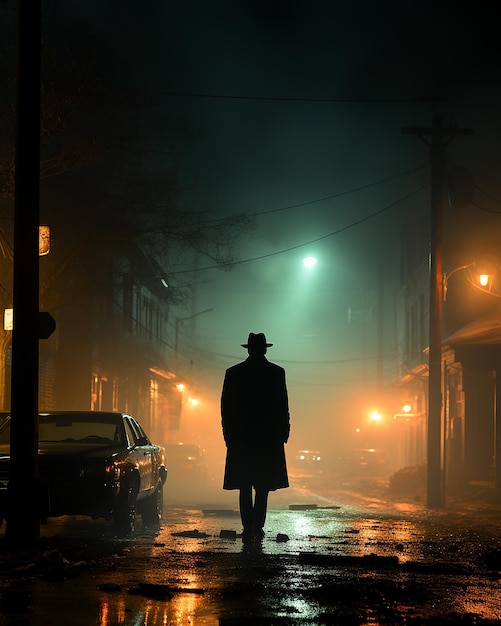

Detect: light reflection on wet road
[21, 488, 501, 625]
[2, 482, 501, 625]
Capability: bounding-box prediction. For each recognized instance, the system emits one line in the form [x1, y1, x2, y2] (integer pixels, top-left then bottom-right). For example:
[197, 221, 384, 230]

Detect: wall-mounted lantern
[39, 225, 50, 256]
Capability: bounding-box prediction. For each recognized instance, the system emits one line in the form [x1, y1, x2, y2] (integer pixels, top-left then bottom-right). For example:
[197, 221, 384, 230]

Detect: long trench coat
[221, 355, 290, 491]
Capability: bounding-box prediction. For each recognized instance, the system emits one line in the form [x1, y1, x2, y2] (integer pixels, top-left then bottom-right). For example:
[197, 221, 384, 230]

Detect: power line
[474, 184, 501, 205]
[194, 163, 428, 226]
[196, 349, 385, 365]
[147, 90, 439, 105]
[170, 184, 429, 274]
[239, 164, 429, 219]
[472, 201, 501, 215]
[472, 184, 501, 214]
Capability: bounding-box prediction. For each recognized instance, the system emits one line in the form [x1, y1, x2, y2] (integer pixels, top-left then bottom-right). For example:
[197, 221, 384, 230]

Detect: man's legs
[252, 488, 269, 537]
[239, 484, 270, 539]
[239, 484, 254, 535]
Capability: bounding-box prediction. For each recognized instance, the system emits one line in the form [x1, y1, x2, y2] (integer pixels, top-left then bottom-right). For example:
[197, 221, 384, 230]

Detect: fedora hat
[241, 332, 273, 349]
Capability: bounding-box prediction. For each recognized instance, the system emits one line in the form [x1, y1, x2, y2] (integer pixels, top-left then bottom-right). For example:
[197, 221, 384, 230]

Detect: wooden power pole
[402, 114, 473, 508]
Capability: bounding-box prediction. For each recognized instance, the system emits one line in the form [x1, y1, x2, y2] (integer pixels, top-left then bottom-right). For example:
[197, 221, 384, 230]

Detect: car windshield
[0, 415, 123, 445]
[38, 416, 121, 443]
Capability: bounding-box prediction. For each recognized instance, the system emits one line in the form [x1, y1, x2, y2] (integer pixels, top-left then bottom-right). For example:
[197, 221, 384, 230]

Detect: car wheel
[140, 481, 164, 528]
[113, 489, 137, 536]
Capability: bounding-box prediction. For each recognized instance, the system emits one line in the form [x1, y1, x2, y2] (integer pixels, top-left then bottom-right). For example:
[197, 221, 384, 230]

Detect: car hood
[39, 442, 125, 459]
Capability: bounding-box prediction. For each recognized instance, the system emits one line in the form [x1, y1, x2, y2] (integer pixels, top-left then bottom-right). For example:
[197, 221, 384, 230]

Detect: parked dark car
[0, 411, 167, 535]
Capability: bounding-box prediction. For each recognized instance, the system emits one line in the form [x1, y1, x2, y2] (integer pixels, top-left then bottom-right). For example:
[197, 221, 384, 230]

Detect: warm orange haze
[1, 2, 501, 622]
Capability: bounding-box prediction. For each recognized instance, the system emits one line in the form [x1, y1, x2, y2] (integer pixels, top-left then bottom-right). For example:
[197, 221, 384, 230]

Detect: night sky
[6, 1, 501, 457]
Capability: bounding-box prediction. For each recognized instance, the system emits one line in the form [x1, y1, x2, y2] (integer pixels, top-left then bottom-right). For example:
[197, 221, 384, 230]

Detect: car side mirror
[135, 436, 149, 446]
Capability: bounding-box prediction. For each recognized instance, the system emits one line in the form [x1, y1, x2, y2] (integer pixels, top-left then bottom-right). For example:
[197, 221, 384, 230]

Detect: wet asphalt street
[1, 478, 501, 625]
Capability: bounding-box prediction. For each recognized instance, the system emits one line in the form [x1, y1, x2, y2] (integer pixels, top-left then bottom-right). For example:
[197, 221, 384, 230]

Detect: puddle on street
[32, 576, 220, 626]
[2, 502, 501, 625]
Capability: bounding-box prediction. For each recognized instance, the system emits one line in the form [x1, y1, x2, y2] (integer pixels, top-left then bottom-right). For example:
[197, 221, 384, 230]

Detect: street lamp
[443, 261, 496, 301]
[369, 410, 383, 423]
[430, 258, 497, 507]
[302, 256, 317, 269]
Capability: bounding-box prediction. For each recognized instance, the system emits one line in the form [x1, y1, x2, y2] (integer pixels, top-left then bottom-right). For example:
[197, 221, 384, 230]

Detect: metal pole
[495, 371, 501, 503]
[5, 0, 41, 545]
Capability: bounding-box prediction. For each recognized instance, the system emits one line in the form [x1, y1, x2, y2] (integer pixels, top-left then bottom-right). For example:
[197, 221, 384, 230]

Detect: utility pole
[402, 114, 473, 509]
[5, 0, 42, 545]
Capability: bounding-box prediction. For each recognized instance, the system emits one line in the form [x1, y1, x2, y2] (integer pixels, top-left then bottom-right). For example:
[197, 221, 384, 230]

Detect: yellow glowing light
[4, 309, 13, 331]
[369, 410, 383, 422]
[176, 383, 185, 392]
[402, 404, 412, 413]
[479, 273, 490, 287]
[189, 398, 199, 407]
[39, 225, 50, 256]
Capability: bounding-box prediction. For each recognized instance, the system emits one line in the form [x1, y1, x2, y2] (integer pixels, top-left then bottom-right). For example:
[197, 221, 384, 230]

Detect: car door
[126, 416, 155, 494]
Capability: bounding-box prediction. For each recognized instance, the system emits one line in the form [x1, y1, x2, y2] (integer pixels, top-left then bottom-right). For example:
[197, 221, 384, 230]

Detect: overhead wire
[471, 184, 501, 214]
[201, 163, 429, 223]
[147, 90, 438, 105]
[170, 182, 430, 275]
[474, 184, 501, 205]
[197, 350, 389, 365]
[472, 201, 501, 215]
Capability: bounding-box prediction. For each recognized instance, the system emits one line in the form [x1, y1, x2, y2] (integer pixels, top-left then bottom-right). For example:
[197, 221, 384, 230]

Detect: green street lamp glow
[303, 256, 317, 269]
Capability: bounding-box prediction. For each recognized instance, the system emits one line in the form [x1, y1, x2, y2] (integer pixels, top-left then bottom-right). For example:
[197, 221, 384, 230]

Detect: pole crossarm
[402, 125, 474, 135]
[402, 126, 473, 149]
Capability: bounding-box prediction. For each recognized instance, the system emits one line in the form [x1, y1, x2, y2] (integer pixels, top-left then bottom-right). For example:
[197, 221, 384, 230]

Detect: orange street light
[479, 273, 490, 287]
[443, 260, 496, 301]
[39, 225, 50, 256]
[369, 410, 383, 423]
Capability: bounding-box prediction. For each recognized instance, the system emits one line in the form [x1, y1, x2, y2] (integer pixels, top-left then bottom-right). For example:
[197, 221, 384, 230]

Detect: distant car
[164, 442, 205, 478]
[295, 449, 322, 464]
[0, 411, 167, 535]
[292, 449, 323, 478]
[338, 448, 388, 476]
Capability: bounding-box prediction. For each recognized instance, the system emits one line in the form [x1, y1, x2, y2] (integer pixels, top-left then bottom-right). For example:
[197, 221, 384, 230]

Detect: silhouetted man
[221, 332, 290, 541]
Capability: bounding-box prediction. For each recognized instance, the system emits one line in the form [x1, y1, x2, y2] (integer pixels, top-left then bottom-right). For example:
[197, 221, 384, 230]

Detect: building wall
[37, 248, 183, 445]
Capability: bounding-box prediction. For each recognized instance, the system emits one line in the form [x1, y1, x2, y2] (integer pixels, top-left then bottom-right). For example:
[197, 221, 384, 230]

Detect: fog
[67, 1, 501, 506]
[3, 1, 501, 508]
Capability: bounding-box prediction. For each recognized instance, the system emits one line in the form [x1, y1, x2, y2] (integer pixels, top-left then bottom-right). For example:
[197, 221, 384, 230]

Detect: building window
[91, 374, 99, 411]
[112, 377, 119, 412]
[419, 292, 426, 352]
